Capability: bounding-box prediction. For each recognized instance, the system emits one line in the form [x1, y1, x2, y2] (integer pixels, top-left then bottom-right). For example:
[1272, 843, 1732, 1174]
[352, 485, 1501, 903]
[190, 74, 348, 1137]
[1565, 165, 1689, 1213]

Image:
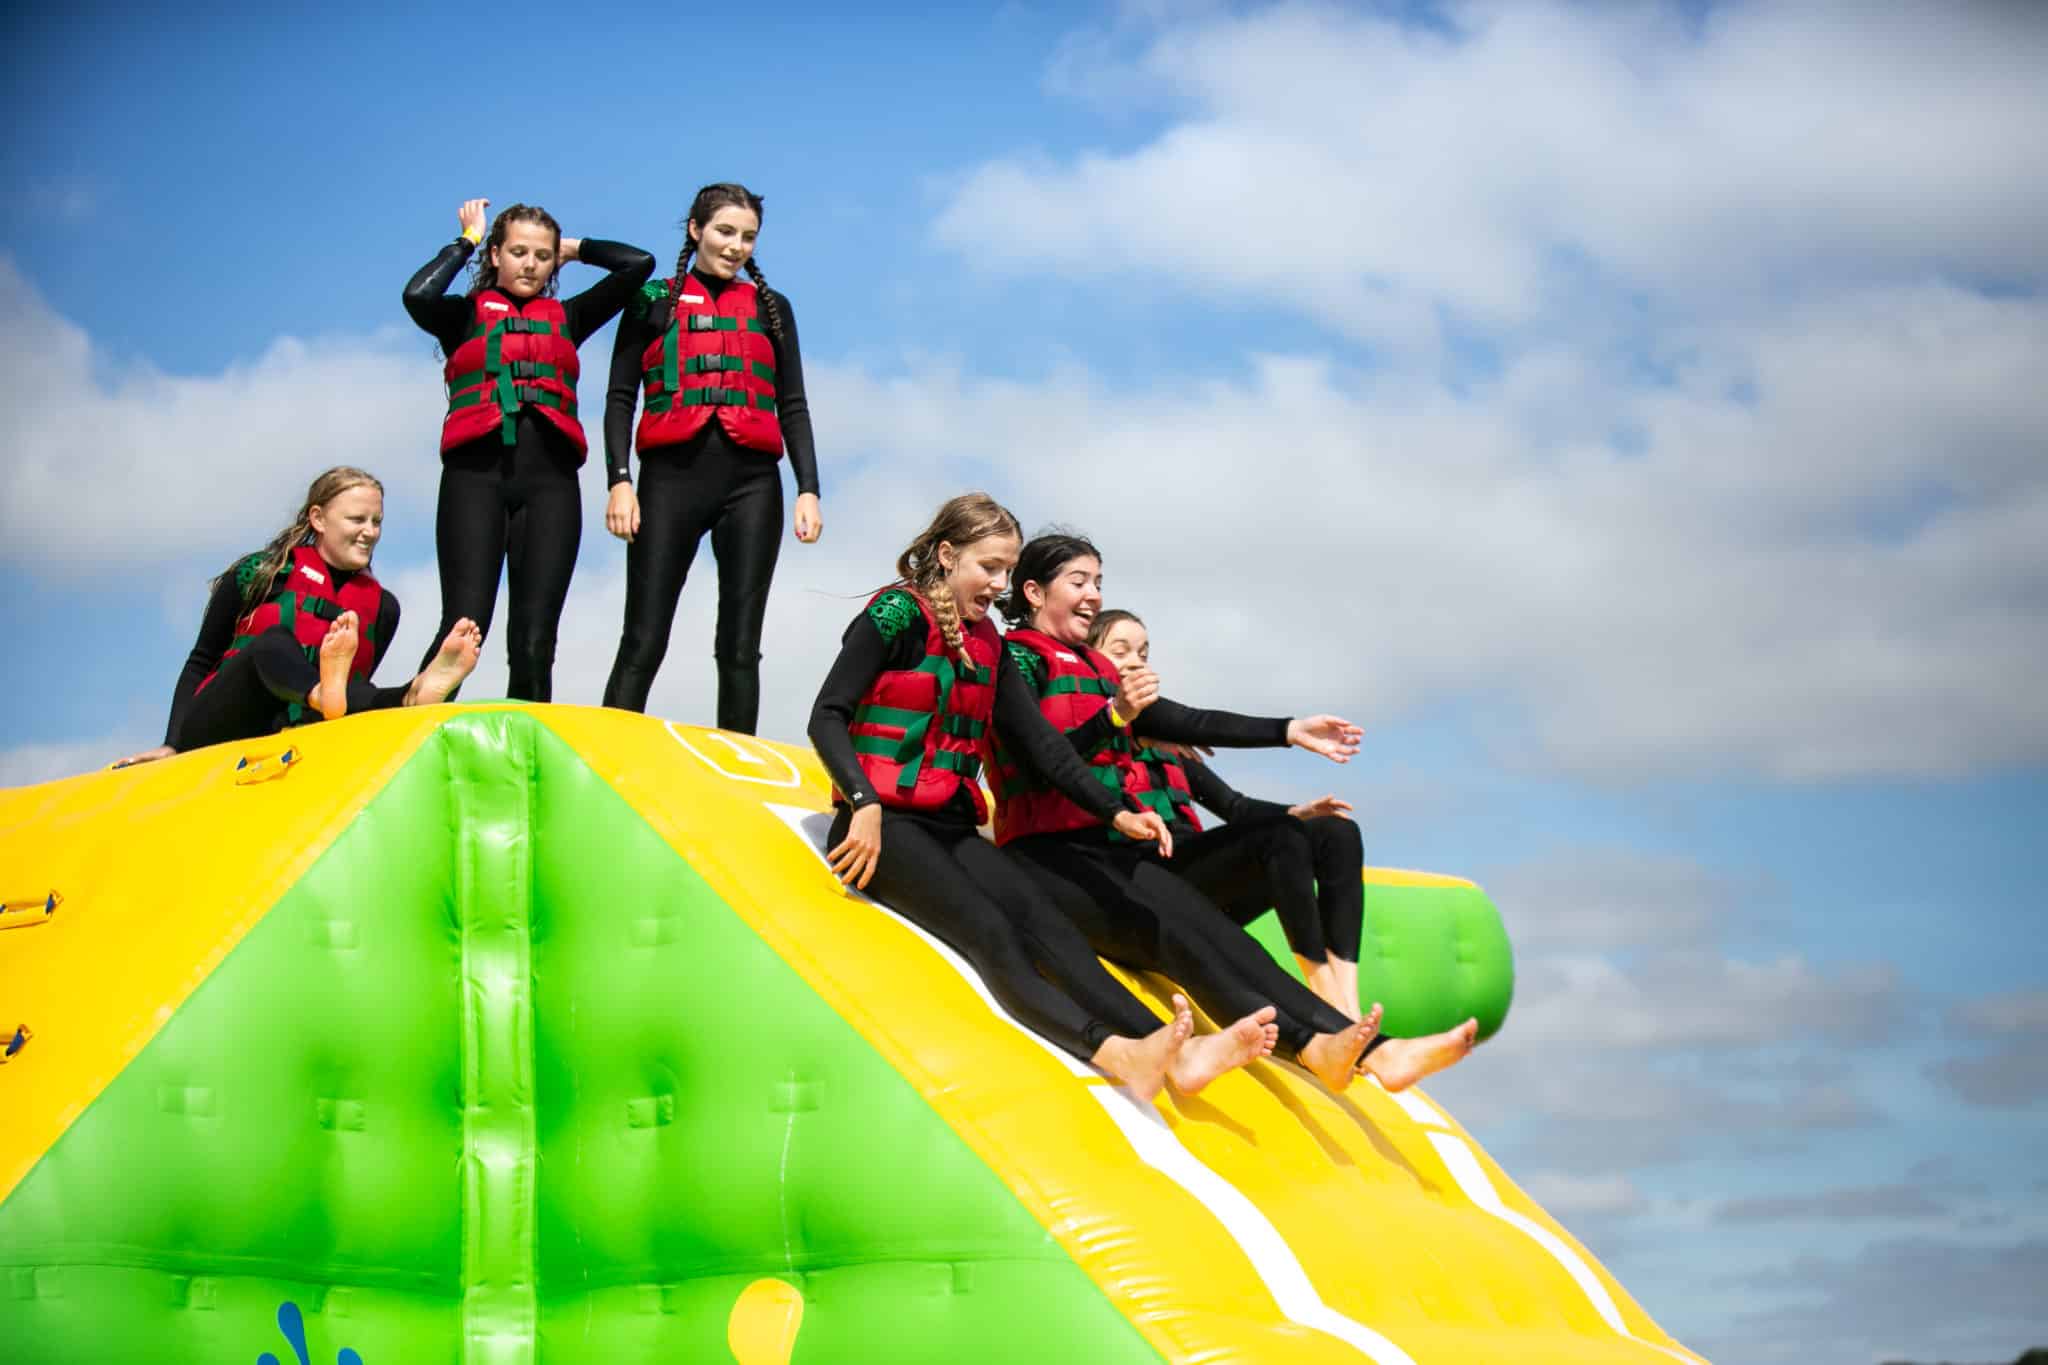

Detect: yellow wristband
[1106, 704, 1129, 728]
[462, 225, 483, 246]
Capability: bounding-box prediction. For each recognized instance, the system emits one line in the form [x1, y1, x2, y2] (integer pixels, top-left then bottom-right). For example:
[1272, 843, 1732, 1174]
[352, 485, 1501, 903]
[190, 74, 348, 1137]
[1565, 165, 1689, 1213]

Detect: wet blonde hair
[894, 492, 1022, 664]
[222, 466, 384, 611]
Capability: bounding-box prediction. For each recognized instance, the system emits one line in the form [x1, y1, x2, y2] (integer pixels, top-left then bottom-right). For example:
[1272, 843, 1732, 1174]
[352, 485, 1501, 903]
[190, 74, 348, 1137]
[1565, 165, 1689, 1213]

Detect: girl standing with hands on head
[403, 197, 653, 702]
[807, 494, 1277, 1101]
[603, 182, 823, 733]
[114, 467, 482, 767]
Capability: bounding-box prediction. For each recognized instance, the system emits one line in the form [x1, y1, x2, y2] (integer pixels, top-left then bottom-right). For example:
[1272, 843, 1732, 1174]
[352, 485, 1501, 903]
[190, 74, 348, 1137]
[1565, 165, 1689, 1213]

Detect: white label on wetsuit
[299, 564, 325, 585]
[681, 294, 706, 303]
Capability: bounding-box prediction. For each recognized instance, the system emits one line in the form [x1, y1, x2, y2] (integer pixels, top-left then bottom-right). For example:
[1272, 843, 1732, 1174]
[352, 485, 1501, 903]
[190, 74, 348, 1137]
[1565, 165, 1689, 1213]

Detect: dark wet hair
[470, 203, 562, 298]
[668, 182, 787, 352]
[1085, 608, 1145, 650]
[999, 528, 1102, 629]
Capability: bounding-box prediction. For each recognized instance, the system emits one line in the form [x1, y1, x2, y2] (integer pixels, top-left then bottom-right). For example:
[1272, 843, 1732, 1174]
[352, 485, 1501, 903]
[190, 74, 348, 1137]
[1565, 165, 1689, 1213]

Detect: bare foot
[1361, 1017, 1479, 1093]
[407, 618, 482, 706]
[1168, 1004, 1278, 1095]
[310, 611, 359, 721]
[1091, 993, 1194, 1103]
[1297, 1002, 1384, 1092]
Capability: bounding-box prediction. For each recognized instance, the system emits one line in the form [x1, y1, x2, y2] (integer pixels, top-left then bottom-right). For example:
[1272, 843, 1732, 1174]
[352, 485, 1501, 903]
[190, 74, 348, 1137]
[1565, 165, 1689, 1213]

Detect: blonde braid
[919, 570, 971, 666]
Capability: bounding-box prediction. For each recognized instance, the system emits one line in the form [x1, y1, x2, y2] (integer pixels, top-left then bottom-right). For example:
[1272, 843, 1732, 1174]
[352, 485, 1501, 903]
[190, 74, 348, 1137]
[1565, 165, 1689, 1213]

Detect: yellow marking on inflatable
[0, 890, 61, 932]
[1362, 866, 1478, 890]
[0, 706, 468, 1204]
[544, 711, 1698, 1362]
[726, 1277, 805, 1365]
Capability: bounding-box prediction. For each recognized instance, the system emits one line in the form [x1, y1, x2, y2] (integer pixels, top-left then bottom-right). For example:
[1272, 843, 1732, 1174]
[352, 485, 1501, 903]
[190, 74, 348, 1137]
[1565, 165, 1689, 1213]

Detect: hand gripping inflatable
[0, 706, 1703, 1364]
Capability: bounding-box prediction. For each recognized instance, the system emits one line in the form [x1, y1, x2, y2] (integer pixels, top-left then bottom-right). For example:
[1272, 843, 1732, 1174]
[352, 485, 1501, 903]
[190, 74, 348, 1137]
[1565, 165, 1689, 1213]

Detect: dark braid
[743, 257, 789, 354]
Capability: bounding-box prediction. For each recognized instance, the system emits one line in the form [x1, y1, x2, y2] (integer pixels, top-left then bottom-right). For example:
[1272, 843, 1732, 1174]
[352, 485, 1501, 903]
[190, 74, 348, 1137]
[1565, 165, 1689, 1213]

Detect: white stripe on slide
[765, 804, 1412, 1362]
[1425, 1133, 1705, 1364]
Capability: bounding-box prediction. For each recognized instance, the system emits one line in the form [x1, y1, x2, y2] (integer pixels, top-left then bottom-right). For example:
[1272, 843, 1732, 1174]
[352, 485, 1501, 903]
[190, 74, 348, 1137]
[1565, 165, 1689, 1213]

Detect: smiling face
[940, 532, 1021, 625]
[1096, 616, 1150, 676]
[306, 483, 384, 572]
[491, 220, 559, 298]
[690, 205, 760, 280]
[1025, 554, 1104, 646]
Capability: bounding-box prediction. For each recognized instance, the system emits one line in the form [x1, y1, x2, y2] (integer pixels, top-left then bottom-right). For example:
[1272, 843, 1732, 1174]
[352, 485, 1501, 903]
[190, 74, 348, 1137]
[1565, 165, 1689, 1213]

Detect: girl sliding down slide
[995, 532, 1477, 1093]
[806, 494, 1275, 1100]
[115, 467, 481, 767]
[1092, 608, 1367, 1022]
[404, 198, 653, 702]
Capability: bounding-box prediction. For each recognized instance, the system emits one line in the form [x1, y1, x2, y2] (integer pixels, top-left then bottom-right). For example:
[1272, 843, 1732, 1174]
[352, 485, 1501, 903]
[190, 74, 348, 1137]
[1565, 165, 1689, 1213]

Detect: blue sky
[3, 3, 2045, 1361]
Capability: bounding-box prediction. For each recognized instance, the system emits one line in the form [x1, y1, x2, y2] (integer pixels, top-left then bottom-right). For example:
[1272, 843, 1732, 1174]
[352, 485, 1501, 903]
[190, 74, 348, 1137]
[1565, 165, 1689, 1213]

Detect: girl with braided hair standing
[114, 467, 483, 767]
[601, 182, 824, 732]
[403, 197, 654, 701]
[806, 493, 1278, 1100]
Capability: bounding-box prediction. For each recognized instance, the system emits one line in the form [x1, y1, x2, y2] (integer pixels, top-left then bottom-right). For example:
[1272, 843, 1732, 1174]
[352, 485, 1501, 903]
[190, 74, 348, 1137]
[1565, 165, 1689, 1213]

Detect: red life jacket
[635, 276, 784, 457]
[195, 545, 389, 725]
[839, 592, 999, 821]
[1131, 741, 1203, 831]
[989, 629, 1143, 846]
[440, 290, 586, 460]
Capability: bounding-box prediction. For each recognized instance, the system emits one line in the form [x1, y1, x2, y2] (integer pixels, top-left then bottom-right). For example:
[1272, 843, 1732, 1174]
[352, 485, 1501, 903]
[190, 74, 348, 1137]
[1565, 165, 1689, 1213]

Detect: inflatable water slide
[0, 705, 1706, 1363]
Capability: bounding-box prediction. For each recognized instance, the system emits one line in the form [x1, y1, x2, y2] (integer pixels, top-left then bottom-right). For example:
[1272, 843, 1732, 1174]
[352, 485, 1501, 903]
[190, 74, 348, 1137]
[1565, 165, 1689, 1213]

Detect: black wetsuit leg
[831, 806, 1166, 1061]
[1008, 836, 1362, 1061]
[174, 626, 405, 751]
[1167, 815, 1331, 963]
[426, 417, 582, 701]
[709, 460, 784, 734]
[1303, 814, 1365, 963]
[605, 431, 782, 728]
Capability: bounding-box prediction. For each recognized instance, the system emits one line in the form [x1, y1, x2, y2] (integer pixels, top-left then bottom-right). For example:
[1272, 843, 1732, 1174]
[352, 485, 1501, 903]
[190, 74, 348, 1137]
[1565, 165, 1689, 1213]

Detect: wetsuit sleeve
[163, 570, 250, 747]
[604, 287, 662, 487]
[562, 239, 657, 345]
[402, 239, 478, 355]
[1133, 698, 1290, 749]
[1064, 707, 1120, 758]
[992, 653, 1131, 825]
[807, 606, 923, 810]
[766, 291, 820, 498]
[1183, 760, 1288, 823]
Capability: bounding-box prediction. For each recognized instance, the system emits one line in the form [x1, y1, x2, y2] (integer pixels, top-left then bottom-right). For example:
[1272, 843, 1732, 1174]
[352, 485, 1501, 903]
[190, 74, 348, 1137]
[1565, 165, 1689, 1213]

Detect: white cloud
[1519, 1169, 1645, 1217]
[946, 1, 2048, 339]
[0, 257, 446, 575]
[0, 735, 130, 787]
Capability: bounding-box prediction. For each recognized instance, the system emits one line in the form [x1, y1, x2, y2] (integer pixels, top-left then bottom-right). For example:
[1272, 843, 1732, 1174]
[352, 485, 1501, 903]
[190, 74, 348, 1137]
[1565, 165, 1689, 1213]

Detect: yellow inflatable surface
[0, 704, 1705, 1364]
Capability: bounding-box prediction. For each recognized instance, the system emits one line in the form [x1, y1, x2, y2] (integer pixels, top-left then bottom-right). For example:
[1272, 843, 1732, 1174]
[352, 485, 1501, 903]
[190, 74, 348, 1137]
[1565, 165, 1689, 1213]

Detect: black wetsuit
[807, 594, 1166, 1061]
[1002, 671, 1370, 1061]
[602, 268, 822, 732]
[164, 557, 406, 752]
[1178, 761, 1366, 964]
[403, 236, 654, 701]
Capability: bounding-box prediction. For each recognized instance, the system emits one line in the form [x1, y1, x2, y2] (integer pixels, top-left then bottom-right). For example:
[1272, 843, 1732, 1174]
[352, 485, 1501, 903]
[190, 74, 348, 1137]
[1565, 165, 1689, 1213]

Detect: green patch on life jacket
[1005, 642, 1045, 693]
[867, 589, 921, 644]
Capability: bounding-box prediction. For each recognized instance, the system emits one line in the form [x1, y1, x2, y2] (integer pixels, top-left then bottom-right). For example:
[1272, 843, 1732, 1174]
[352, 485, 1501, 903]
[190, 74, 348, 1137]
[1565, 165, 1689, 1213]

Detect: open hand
[1289, 794, 1354, 821]
[1112, 808, 1173, 858]
[1286, 714, 1363, 763]
[827, 804, 883, 890]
